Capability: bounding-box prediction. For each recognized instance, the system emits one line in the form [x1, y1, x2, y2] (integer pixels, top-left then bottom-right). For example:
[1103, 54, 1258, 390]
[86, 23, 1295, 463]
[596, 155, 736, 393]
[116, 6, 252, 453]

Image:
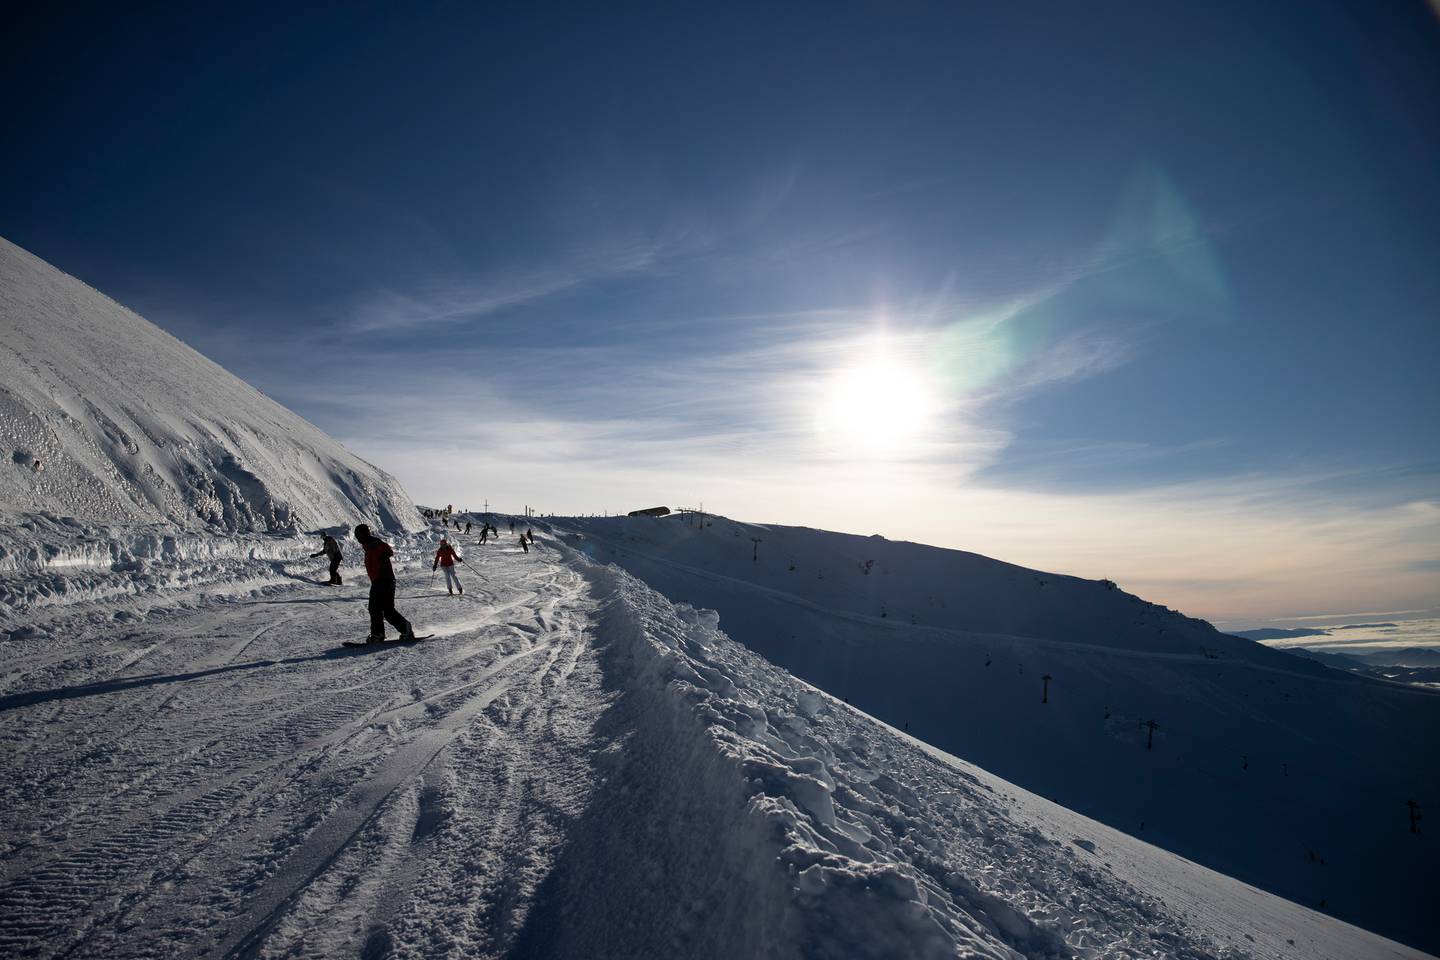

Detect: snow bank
[569, 558, 1427, 959]
[0, 511, 434, 624]
[0, 237, 419, 534]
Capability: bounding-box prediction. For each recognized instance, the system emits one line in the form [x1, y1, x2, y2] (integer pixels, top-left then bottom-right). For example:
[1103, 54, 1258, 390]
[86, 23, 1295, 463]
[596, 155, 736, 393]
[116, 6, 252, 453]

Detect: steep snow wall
[0, 237, 419, 535]
[0, 514, 441, 624]
[561, 514, 1440, 954]
[543, 554, 1428, 959]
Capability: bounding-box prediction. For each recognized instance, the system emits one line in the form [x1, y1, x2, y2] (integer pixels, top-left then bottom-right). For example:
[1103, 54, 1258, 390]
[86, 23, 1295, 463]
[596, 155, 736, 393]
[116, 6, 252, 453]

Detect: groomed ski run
[0, 534, 1426, 960]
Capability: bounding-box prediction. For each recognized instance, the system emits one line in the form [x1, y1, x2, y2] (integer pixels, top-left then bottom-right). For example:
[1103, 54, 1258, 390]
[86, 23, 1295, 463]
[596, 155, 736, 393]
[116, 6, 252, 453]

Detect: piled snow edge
[0, 514, 430, 623]
[569, 555, 1195, 960]
[581, 561, 993, 959]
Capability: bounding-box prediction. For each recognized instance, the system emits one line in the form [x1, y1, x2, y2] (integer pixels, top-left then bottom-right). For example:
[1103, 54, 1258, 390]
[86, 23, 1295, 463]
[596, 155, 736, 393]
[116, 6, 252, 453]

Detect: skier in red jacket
[354, 524, 415, 643]
[433, 537, 463, 595]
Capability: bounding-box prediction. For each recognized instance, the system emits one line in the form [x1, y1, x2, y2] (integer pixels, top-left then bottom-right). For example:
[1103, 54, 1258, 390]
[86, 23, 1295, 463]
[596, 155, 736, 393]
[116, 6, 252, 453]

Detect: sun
[815, 351, 938, 458]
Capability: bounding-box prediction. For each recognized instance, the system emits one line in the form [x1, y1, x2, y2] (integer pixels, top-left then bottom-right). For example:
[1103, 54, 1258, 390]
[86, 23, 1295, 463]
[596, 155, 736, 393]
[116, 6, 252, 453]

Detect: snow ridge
[583, 563, 1015, 959]
[565, 556, 1404, 959]
[565, 514, 1440, 954]
[0, 237, 418, 535]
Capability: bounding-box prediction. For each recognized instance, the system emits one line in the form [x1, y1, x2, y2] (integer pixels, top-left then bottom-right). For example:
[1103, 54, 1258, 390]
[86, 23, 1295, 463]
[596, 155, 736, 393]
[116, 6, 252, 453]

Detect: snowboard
[342, 634, 434, 648]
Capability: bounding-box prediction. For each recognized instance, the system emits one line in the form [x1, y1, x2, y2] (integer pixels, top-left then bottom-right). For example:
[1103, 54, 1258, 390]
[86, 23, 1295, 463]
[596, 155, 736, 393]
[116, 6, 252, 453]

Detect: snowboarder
[434, 537, 463, 595]
[310, 533, 344, 585]
[354, 523, 415, 643]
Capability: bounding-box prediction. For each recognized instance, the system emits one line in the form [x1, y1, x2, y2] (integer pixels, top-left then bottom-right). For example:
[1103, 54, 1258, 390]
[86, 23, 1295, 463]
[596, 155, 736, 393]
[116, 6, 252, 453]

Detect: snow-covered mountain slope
[560, 514, 1440, 954]
[567, 514, 1314, 660]
[571, 557, 1428, 960]
[0, 533, 1426, 958]
[0, 236, 418, 536]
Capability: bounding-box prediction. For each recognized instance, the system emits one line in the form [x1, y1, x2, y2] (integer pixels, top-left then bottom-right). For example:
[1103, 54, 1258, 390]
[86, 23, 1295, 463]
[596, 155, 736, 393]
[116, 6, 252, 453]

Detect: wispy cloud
[341, 239, 665, 334]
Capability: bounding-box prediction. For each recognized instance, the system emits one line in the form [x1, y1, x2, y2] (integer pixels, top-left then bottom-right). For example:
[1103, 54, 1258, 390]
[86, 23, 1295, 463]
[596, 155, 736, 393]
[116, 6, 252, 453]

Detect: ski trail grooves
[220, 662, 529, 959]
[0, 546, 603, 959]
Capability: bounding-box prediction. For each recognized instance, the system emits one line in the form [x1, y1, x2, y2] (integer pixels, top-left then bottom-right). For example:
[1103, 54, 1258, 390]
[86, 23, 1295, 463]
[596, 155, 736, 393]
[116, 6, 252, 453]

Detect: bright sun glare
[815, 348, 938, 459]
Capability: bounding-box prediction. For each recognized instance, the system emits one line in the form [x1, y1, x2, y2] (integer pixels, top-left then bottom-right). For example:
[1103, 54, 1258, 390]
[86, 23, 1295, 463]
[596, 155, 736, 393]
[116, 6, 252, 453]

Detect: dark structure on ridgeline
[627, 506, 671, 517]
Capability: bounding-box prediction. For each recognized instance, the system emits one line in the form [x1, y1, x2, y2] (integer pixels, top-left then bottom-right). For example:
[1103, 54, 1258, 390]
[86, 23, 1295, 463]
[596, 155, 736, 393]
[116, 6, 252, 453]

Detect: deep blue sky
[4, 1, 1438, 621]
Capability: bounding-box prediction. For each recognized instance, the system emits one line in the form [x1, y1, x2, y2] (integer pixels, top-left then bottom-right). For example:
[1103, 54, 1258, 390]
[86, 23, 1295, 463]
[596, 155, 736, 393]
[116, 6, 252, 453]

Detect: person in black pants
[353, 524, 415, 642]
[310, 533, 344, 585]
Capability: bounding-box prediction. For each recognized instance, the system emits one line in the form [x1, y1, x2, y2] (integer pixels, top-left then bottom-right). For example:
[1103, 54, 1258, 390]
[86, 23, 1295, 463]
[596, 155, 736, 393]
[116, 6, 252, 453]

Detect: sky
[3, 1, 1438, 625]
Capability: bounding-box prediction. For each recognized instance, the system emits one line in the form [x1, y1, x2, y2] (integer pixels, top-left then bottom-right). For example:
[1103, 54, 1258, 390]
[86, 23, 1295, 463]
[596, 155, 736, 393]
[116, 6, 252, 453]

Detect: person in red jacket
[353, 524, 415, 643]
[433, 536, 463, 595]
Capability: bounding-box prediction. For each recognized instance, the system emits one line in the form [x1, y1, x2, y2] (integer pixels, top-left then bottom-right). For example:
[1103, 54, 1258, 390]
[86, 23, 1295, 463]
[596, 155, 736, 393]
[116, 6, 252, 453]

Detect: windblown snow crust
[565, 514, 1440, 954]
[0, 237, 418, 536]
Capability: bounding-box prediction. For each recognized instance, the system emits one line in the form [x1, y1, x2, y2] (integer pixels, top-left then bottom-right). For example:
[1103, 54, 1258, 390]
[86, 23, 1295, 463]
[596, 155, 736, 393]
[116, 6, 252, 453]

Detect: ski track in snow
[0, 541, 605, 959]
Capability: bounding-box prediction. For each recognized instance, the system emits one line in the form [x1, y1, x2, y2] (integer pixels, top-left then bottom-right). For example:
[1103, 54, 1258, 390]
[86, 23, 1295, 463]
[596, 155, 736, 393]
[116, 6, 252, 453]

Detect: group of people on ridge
[309, 513, 537, 643]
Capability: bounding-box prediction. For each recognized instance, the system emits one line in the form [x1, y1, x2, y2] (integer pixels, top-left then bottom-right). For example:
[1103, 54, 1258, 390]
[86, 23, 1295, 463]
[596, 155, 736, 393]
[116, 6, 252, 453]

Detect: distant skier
[465, 520, 472, 535]
[354, 523, 415, 643]
[518, 534, 529, 554]
[479, 525, 489, 544]
[526, 527, 534, 545]
[433, 537, 463, 595]
[310, 533, 344, 585]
